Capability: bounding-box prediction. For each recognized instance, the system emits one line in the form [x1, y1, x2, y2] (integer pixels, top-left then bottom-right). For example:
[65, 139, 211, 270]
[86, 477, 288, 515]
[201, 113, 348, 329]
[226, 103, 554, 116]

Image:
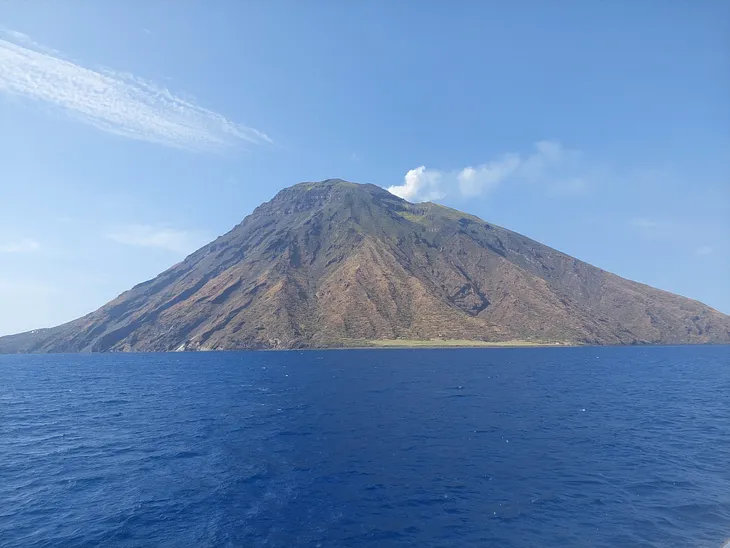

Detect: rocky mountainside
[1, 180, 728, 352]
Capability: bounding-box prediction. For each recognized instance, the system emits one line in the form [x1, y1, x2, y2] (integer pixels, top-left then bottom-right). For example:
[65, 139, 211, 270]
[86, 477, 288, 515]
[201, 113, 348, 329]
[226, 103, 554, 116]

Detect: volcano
[1, 179, 728, 353]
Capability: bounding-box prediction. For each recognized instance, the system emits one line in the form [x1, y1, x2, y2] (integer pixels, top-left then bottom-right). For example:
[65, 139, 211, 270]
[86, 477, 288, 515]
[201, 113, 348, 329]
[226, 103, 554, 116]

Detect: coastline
[348, 339, 575, 349]
[3, 342, 730, 356]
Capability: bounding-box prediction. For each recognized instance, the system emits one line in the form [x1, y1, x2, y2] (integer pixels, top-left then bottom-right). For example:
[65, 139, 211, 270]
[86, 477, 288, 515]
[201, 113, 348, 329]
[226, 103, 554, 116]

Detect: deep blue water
[1, 346, 729, 547]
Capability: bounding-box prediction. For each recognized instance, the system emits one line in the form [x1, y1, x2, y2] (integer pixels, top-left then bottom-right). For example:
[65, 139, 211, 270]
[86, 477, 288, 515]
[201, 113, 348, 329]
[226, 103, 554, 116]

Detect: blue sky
[0, 1, 728, 335]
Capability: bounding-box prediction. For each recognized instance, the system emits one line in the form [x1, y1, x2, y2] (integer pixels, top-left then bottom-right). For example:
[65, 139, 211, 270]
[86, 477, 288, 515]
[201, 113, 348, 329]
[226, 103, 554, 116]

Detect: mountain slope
[1, 180, 728, 352]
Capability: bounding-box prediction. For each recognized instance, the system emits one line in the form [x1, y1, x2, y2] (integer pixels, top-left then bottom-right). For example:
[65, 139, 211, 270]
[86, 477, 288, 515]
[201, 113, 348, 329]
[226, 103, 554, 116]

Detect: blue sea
[1, 346, 729, 547]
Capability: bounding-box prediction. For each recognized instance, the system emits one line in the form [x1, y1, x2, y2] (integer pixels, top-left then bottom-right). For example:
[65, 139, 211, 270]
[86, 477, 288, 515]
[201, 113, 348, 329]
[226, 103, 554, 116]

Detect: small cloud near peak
[386, 140, 585, 202]
[388, 166, 446, 202]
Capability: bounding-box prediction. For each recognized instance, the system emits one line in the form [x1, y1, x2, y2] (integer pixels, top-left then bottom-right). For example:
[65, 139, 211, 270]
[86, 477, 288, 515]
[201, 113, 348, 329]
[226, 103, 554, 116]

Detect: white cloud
[387, 141, 583, 202]
[0, 33, 271, 151]
[695, 245, 713, 257]
[457, 154, 522, 197]
[388, 166, 446, 201]
[0, 238, 40, 253]
[107, 225, 209, 254]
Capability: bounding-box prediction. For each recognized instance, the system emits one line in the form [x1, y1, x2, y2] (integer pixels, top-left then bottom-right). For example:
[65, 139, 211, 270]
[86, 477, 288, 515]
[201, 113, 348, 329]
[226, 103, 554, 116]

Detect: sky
[0, 1, 728, 336]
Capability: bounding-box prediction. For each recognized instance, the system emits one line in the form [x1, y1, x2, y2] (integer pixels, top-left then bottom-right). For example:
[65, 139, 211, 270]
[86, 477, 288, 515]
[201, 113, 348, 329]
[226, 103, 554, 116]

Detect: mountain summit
[1, 180, 728, 352]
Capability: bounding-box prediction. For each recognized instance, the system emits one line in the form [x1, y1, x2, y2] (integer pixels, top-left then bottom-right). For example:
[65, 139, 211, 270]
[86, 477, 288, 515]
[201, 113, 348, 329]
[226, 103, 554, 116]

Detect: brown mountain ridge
[1, 179, 728, 352]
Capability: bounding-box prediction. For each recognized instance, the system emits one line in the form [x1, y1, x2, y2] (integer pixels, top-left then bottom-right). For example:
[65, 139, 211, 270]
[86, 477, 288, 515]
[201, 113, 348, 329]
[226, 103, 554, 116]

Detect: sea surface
[1, 346, 729, 547]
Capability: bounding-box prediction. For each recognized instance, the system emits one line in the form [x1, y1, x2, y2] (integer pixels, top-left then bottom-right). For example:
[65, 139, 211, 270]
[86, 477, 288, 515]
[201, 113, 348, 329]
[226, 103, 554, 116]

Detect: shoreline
[339, 339, 575, 350]
[2, 342, 729, 356]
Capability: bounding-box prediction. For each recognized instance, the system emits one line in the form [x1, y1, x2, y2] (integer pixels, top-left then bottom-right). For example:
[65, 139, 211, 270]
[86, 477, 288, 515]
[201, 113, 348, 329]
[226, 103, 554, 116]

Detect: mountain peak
[1, 179, 728, 353]
[257, 179, 403, 221]
[280, 179, 394, 199]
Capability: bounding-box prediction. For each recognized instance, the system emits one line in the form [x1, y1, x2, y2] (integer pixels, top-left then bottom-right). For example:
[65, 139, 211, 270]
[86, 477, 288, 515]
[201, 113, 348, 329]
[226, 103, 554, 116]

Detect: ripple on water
[0, 347, 729, 547]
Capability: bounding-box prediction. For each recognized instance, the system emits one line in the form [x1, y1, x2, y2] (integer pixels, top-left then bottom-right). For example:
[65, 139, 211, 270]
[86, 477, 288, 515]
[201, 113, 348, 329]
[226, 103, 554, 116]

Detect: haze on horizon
[0, 1, 728, 336]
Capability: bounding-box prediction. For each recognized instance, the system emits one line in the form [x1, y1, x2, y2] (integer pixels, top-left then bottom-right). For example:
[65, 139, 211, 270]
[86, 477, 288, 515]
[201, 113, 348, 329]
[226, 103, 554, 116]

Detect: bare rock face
[1, 180, 728, 352]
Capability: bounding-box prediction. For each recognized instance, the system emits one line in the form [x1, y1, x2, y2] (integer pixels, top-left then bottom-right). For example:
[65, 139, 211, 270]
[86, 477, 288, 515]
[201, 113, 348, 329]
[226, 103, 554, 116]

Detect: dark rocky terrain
[1, 179, 728, 352]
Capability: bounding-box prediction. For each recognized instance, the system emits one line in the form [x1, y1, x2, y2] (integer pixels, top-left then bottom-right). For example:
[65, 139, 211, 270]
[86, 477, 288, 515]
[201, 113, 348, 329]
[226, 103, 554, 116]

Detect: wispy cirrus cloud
[107, 225, 209, 255]
[0, 238, 40, 253]
[387, 141, 585, 202]
[0, 31, 271, 151]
